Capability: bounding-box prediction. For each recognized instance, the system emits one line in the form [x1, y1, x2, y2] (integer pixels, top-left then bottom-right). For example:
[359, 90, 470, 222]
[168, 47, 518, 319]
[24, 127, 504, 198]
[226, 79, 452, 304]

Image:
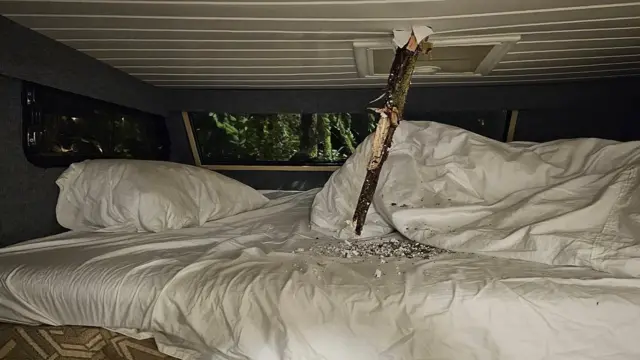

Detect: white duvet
[312, 121, 640, 278]
[0, 190, 640, 360]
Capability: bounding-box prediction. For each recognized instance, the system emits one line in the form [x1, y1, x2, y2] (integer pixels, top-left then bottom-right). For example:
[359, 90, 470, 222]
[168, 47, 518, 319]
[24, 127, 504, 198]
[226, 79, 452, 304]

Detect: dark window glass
[22, 82, 170, 167]
[189, 110, 508, 166]
[403, 110, 509, 141]
[514, 108, 639, 142]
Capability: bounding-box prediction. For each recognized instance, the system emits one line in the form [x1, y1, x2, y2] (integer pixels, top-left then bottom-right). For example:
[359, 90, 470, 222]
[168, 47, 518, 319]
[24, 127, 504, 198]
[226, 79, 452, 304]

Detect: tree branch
[351, 33, 432, 236]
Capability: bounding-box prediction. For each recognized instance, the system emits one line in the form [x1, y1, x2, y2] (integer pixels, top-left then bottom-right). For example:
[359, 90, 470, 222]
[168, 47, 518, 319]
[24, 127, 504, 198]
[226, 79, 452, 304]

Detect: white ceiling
[1, 0, 639, 89]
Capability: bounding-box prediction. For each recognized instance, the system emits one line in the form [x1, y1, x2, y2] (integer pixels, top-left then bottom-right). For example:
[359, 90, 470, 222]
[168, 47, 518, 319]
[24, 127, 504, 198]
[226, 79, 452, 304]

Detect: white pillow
[55, 159, 269, 232]
[310, 123, 421, 239]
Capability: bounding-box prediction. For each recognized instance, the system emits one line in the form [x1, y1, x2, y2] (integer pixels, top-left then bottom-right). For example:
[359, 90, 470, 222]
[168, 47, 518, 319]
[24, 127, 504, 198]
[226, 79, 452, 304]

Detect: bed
[1, 188, 640, 360]
[3, 121, 640, 360]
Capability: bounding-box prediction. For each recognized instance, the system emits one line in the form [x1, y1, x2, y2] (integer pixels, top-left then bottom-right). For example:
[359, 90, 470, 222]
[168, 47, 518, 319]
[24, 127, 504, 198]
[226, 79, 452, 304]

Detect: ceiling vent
[353, 35, 521, 79]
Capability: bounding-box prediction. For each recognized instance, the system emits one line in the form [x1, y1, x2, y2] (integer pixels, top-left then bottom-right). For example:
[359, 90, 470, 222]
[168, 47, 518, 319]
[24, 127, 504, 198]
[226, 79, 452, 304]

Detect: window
[189, 112, 377, 166]
[188, 110, 508, 168]
[22, 82, 170, 167]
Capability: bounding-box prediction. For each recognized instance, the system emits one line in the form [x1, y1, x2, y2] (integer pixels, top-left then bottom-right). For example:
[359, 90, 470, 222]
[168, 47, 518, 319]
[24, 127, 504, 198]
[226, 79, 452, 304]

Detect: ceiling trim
[9, 14, 640, 33]
[434, 16, 640, 35]
[520, 36, 640, 44]
[39, 27, 640, 44]
[132, 71, 359, 76]
[5, 0, 448, 5]
[456, 26, 640, 37]
[509, 45, 640, 54]
[152, 73, 640, 88]
[5, 3, 639, 21]
[32, 27, 392, 34]
[117, 65, 355, 68]
[101, 57, 354, 60]
[501, 53, 640, 63]
[30, 23, 640, 37]
[144, 67, 640, 83]
[121, 61, 640, 76]
[59, 37, 388, 43]
[79, 48, 352, 52]
[493, 61, 640, 72]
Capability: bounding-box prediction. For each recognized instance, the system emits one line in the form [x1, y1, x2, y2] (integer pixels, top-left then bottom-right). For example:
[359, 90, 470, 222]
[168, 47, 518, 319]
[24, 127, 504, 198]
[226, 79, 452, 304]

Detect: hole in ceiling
[353, 35, 521, 79]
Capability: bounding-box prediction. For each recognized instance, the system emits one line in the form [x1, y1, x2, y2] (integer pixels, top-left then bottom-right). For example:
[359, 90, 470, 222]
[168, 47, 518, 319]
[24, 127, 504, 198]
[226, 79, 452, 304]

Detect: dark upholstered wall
[169, 78, 639, 114]
[0, 16, 166, 116]
[514, 107, 640, 143]
[0, 76, 65, 246]
[0, 16, 168, 246]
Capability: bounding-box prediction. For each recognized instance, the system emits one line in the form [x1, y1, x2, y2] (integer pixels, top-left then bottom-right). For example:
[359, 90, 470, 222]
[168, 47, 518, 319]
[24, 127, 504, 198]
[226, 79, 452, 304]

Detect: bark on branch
[351, 34, 432, 236]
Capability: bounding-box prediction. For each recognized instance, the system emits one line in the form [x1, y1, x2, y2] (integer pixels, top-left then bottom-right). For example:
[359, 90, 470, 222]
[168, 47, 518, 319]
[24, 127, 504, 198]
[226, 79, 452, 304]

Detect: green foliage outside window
[190, 112, 378, 165]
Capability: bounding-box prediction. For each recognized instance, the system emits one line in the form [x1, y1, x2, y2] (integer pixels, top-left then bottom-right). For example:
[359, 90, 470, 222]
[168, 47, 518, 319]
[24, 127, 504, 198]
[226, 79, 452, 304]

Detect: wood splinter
[351, 32, 432, 236]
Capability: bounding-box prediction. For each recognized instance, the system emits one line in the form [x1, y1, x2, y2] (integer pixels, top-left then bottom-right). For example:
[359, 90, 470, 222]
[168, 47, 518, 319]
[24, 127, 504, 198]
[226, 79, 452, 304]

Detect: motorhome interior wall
[0, 17, 169, 246]
[0, 75, 65, 246]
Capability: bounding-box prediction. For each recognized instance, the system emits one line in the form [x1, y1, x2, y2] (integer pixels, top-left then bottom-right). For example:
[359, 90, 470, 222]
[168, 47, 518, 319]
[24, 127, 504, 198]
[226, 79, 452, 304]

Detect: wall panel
[514, 107, 640, 142]
[0, 76, 65, 246]
[0, 16, 171, 245]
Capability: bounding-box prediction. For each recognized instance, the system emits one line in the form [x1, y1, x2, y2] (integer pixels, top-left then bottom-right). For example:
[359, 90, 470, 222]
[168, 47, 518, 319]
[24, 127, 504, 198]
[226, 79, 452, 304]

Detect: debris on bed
[306, 237, 450, 261]
[287, 236, 453, 281]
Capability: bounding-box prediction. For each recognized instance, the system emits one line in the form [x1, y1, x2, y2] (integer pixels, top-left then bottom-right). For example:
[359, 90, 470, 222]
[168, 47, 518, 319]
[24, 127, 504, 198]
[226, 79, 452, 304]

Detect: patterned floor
[0, 323, 178, 360]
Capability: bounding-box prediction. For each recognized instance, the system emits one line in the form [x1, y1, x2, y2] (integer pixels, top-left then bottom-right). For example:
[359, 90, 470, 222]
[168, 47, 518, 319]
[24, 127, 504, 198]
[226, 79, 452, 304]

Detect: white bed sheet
[1, 190, 640, 360]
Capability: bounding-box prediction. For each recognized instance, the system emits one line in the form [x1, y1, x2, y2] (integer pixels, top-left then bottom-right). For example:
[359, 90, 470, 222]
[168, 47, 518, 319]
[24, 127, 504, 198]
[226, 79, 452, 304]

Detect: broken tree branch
[351, 33, 432, 236]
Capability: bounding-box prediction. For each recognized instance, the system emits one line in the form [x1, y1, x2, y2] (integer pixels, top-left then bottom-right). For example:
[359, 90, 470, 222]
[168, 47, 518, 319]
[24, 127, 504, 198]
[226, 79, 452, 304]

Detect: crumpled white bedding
[312, 121, 640, 278]
[55, 159, 269, 233]
[2, 190, 640, 360]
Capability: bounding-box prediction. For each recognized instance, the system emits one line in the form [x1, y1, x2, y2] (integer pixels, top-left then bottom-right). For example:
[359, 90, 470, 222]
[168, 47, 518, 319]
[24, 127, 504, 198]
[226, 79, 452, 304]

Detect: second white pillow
[55, 159, 269, 232]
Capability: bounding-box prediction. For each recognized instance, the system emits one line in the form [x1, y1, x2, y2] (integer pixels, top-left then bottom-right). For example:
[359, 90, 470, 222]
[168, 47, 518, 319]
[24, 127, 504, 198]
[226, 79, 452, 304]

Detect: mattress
[2, 190, 640, 360]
